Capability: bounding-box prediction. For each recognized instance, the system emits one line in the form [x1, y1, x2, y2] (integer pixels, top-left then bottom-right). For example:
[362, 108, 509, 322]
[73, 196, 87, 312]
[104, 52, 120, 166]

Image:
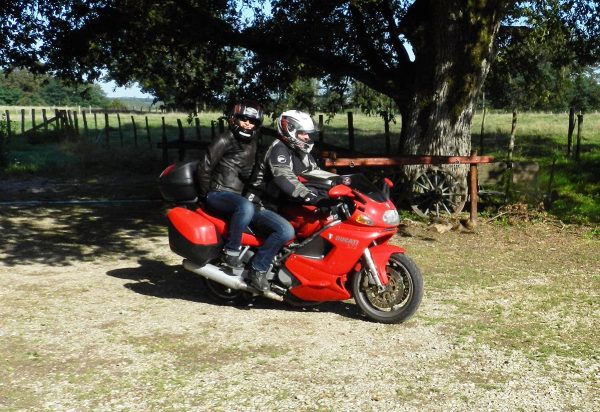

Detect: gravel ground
[1, 201, 598, 411]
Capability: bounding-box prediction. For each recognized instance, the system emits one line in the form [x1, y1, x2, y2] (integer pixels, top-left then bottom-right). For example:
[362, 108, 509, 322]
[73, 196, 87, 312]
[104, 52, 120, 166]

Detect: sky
[99, 79, 153, 98]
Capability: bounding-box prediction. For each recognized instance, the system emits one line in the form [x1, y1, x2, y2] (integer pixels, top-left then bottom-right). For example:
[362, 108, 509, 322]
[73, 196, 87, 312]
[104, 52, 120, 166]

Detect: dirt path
[1, 202, 598, 411]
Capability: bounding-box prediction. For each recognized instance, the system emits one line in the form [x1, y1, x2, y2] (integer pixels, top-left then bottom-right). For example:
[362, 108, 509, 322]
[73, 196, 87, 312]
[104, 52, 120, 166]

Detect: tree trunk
[398, 0, 503, 180]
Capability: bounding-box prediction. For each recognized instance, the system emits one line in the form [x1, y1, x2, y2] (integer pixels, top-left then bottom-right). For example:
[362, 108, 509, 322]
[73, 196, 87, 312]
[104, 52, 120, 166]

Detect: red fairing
[287, 223, 390, 301]
[286, 257, 352, 301]
[167, 207, 219, 245]
[369, 243, 406, 285]
[279, 204, 328, 239]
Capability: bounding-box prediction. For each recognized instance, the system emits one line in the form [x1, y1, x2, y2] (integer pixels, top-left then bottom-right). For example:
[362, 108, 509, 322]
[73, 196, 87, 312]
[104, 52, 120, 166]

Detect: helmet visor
[234, 114, 261, 127]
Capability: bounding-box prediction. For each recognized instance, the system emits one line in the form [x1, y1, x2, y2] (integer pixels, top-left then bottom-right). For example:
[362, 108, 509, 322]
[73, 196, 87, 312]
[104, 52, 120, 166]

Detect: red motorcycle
[158, 161, 423, 324]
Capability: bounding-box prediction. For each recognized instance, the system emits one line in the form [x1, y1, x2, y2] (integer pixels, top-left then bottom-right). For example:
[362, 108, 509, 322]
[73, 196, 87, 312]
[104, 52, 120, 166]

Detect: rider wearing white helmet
[246, 110, 327, 207]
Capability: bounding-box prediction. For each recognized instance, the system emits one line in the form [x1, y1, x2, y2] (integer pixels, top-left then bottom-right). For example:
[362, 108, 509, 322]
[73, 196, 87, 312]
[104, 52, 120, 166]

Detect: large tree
[1, 0, 599, 158]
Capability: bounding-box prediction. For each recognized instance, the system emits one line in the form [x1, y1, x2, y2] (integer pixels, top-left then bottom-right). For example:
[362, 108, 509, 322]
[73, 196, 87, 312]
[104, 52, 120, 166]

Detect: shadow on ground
[106, 257, 364, 321]
[0, 203, 166, 266]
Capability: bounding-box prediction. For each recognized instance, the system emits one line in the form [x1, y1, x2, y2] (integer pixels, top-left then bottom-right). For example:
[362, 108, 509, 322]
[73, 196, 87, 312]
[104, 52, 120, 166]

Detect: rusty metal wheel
[408, 168, 467, 217]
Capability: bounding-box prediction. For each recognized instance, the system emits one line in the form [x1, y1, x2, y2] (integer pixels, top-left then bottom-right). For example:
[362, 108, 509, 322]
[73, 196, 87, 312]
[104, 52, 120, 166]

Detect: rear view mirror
[328, 184, 353, 199]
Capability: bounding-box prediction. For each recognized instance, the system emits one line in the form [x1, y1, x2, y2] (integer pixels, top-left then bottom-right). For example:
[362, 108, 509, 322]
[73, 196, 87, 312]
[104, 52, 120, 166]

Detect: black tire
[352, 253, 423, 324]
[203, 278, 254, 306]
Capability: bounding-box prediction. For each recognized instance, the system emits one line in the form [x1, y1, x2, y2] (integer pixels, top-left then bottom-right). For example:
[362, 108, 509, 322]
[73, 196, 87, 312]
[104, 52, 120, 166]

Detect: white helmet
[277, 110, 317, 153]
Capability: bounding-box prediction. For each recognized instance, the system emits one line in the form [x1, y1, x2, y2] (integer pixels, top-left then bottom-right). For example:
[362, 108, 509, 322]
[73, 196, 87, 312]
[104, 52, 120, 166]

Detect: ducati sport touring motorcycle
[158, 161, 423, 324]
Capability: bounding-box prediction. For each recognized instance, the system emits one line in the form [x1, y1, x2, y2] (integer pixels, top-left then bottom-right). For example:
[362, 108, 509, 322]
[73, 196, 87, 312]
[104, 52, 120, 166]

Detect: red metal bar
[322, 154, 494, 168]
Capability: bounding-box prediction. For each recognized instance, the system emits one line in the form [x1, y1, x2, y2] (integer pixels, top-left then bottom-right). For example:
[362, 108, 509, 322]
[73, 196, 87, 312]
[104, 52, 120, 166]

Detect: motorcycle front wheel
[352, 253, 423, 324]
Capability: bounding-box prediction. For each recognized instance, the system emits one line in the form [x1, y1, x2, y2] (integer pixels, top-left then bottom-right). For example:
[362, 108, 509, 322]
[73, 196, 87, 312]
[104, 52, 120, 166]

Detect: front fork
[362, 248, 386, 292]
[362, 242, 407, 291]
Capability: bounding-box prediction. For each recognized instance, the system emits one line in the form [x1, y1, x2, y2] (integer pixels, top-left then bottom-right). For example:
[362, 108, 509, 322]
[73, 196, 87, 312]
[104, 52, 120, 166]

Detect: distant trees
[482, 2, 600, 112]
[0, 70, 109, 106]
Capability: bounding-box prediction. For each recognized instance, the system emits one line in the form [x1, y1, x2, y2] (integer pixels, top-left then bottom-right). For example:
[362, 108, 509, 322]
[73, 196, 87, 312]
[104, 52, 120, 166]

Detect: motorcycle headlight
[383, 209, 400, 226]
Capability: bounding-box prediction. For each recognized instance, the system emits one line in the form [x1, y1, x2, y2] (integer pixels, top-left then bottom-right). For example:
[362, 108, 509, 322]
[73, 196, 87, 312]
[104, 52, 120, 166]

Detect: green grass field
[1, 108, 598, 223]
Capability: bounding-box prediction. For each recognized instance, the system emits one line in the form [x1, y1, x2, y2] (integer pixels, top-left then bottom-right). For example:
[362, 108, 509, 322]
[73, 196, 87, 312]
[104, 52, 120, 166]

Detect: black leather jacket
[197, 130, 257, 197]
[247, 139, 320, 205]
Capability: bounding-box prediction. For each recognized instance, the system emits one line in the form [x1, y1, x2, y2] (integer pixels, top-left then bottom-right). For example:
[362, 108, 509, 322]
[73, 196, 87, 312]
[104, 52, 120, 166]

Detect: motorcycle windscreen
[167, 207, 222, 264]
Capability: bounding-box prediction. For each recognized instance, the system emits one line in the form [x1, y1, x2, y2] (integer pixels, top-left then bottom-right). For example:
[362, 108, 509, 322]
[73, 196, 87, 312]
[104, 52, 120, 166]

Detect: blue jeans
[206, 191, 295, 272]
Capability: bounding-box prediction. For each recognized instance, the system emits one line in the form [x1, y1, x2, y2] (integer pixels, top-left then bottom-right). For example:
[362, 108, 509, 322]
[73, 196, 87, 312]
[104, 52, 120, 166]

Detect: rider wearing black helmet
[198, 101, 294, 291]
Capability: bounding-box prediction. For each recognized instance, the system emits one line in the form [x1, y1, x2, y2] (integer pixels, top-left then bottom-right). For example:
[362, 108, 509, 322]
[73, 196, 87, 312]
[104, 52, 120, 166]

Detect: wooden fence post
[479, 105, 487, 155]
[383, 111, 391, 155]
[161, 116, 167, 165]
[42, 109, 48, 133]
[318, 114, 324, 143]
[469, 149, 479, 226]
[575, 112, 583, 161]
[177, 118, 185, 160]
[117, 113, 123, 146]
[145, 116, 152, 148]
[347, 111, 355, 151]
[73, 112, 80, 136]
[94, 112, 98, 130]
[82, 111, 88, 137]
[104, 112, 110, 146]
[31, 109, 36, 137]
[67, 110, 74, 128]
[63, 110, 69, 130]
[55, 109, 60, 130]
[5, 110, 11, 141]
[505, 110, 518, 199]
[21, 109, 25, 134]
[195, 117, 201, 140]
[567, 107, 575, 157]
[508, 110, 517, 163]
[131, 116, 138, 147]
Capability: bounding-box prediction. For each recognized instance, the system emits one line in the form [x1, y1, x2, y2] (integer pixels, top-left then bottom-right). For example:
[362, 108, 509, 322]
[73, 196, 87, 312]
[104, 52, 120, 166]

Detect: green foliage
[0, 69, 110, 106]
[0, 70, 109, 107]
[543, 152, 600, 224]
[472, 111, 600, 223]
[352, 80, 397, 121]
[485, 1, 600, 111]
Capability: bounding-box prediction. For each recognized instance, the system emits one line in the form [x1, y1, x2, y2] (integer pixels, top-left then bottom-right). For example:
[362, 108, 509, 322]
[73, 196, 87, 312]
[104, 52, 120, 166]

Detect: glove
[303, 191, 328, 205]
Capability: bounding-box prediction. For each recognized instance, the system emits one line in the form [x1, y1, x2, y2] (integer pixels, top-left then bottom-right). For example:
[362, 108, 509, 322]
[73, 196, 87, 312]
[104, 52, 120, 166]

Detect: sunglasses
[236, 115, 260, 125]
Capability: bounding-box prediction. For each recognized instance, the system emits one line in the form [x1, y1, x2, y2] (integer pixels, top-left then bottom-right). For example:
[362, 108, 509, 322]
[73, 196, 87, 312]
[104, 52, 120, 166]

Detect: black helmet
[228, 100, 263, 141]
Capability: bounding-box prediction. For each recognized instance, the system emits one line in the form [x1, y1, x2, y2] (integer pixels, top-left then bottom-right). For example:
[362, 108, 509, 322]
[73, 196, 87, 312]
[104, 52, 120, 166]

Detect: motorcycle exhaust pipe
[182, 260, 284, 302]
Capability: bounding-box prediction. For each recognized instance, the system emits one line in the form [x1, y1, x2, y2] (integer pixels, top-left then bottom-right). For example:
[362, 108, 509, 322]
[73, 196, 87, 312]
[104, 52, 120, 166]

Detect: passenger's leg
[206, 191, 254, 268]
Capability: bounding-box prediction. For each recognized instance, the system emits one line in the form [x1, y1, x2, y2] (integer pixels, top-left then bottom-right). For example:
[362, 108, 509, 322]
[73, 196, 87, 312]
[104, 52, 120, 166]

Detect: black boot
[249, 268, 269, 292]
[220, 249, 244, 270]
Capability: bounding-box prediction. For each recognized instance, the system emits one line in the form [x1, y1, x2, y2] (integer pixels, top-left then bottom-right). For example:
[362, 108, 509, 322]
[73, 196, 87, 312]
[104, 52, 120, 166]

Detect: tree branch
[348, 2, 390, 77]
[381, 0, 411, 65]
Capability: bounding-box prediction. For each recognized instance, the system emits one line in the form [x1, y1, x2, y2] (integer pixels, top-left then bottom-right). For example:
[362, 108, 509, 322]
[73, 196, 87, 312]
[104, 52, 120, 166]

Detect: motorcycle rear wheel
[352, 253, 423, 324]
[203, 278, 253, 306]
